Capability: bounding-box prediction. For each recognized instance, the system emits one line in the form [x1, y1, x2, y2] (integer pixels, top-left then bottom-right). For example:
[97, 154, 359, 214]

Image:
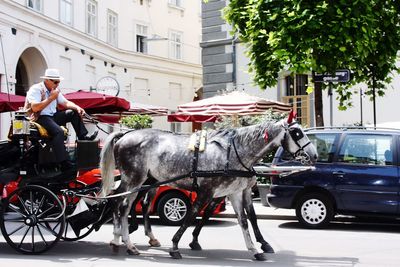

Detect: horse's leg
[169, 194, 211, 259]
[142, 188, 161, 247]
[229, 193, 266, 261]
[110, 196, 124, 252]
[243, 188, 274, 253]
[121, 192, 141, 255]
[189, 197, 224, 251]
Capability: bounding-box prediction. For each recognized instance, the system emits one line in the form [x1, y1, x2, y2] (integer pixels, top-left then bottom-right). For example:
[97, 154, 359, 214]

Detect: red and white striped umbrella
[177, 91, 291, 115]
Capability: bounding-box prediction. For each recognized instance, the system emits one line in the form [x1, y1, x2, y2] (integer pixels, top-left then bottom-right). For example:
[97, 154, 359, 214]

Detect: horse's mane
[207, 120, 283, 148]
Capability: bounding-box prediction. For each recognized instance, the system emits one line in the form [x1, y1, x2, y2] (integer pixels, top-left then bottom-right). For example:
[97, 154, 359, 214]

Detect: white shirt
[26, 82, 67, 116]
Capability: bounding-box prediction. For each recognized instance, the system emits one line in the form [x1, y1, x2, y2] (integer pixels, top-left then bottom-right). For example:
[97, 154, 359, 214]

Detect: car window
[280, 133, 338, 163]
[337, 134, 393, 165]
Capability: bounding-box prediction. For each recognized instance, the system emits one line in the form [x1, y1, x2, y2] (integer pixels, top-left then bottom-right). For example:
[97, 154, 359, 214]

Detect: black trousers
[37, 110, 88, 163]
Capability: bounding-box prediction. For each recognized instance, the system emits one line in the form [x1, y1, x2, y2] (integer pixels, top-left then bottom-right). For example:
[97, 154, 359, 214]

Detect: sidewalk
[214, 199, 296, 220]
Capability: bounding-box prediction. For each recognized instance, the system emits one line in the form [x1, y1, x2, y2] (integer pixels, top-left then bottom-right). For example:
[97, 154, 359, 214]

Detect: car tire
[157, 192, 191, 226]
[295, 193, 334, 229]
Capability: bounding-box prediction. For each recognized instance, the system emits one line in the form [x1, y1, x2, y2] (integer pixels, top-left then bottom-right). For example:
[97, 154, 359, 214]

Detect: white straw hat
[40, 68, 64, 80]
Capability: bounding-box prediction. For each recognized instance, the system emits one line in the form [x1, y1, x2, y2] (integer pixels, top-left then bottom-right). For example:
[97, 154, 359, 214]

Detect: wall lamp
[124, 68, 127, 73]
[111, 63, 115, 68]
[104, 61, 108, 66]
[81, 49, 85, 55]
[11, 28, 17, 35]
[65, 47, 69, 52]
[90, 55, 94, 60]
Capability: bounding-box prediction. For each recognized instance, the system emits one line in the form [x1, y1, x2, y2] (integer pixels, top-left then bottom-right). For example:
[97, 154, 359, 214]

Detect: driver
[25, 68, 98, 171]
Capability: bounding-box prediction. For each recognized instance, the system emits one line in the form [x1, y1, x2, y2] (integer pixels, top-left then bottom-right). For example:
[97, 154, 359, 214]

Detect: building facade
[201, 0, 400, 128]
[0, 0, 202, 139]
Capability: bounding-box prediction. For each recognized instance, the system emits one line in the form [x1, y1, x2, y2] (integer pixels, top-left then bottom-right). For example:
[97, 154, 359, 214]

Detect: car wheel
[157, 192, 191, 226]
[295, 193, 333, 229]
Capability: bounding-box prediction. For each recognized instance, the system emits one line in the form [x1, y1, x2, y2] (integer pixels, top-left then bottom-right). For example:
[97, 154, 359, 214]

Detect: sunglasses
[49, 79, 60, 85]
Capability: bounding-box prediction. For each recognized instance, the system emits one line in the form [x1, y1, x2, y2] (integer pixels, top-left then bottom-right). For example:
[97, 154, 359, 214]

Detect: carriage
[0, 110, 120, 254]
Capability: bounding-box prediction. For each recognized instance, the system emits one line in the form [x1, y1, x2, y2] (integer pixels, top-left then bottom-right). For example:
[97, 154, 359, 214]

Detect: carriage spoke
[6, 223, 27, 236]
[18, 225, 31, 248]
[37, 222, 59, 236]
[17, 195, 30, 215]
[37, 204, 57, 219]
[31, 224, 35, 252]
[34, 195, 46, 215]
[35, 224, 48, 247]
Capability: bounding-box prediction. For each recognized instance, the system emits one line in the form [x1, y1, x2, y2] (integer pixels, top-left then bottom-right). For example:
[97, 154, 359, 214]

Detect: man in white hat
[25, 68, 98, 170]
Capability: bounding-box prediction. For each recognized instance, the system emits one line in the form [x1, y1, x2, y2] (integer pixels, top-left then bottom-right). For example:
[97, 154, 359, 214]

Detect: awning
[0, 92, 25, 113]
[177, 91, 292, 115]
[91, 101, 169, 123]
[167, 114, 218, 123]
[63, 90, 130, 114]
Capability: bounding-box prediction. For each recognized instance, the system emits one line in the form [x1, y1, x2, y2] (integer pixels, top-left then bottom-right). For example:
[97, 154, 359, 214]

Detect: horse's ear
[287, 110, 297, 124]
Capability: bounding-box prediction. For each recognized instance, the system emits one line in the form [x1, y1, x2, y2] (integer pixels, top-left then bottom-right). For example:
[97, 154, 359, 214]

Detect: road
[1, 209, 400, 267]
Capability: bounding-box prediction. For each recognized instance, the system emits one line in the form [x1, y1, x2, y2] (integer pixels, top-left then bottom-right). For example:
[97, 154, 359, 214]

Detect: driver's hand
[49, 89, 59, 100]
[77, 106, 85, 117]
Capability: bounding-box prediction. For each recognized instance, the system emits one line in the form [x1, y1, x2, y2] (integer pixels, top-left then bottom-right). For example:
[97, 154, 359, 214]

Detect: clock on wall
[95, 76, 120, 96]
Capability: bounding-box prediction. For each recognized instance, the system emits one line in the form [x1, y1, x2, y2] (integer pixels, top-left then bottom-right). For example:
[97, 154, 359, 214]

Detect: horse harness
[189, 130, 257, 192]
[282, 122, 312, 163]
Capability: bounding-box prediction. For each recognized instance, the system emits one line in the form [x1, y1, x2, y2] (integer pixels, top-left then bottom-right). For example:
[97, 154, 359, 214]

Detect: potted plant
[119, 114, 153, 129]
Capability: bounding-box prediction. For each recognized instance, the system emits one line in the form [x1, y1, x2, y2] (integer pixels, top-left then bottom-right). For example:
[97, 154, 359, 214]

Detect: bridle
[282, 122, 312, 164]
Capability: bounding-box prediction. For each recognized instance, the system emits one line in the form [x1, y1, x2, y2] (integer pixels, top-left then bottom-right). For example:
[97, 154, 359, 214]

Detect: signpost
[313, 69, 350, 126]
[313, 69, 350, 83]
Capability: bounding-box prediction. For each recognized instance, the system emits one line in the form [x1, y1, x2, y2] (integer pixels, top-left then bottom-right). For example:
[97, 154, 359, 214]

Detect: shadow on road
[0, 240, 359, 267]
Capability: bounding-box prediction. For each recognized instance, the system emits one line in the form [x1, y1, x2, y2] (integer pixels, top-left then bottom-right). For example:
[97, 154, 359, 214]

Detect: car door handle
[332, 171, 345, 178]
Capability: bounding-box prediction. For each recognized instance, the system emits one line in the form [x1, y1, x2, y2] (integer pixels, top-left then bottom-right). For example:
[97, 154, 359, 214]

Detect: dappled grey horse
[100, 112, 318, 260]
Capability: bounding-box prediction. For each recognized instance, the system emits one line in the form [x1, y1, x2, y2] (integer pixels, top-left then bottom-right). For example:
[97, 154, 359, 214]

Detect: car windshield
[281, 133, 338, 163]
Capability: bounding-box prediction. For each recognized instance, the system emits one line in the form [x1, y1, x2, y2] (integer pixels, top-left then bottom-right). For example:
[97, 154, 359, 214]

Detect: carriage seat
[29, 121, 68, 138]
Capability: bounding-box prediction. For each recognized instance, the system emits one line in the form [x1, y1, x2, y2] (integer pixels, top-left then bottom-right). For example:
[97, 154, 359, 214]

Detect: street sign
[313, 69, 350, 83]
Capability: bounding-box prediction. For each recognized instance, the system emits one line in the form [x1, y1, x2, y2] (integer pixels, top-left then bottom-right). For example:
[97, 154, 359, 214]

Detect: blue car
[268, 127, 399, 228]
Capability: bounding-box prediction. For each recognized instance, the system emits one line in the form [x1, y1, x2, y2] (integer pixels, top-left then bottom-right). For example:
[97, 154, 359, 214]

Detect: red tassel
[287, 110, 297, 123]
[263, 130, 269, 143]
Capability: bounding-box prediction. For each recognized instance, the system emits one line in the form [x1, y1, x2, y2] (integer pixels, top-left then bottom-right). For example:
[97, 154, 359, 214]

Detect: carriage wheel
[61, 222, 95, 241]
[0, 185, 65, 254]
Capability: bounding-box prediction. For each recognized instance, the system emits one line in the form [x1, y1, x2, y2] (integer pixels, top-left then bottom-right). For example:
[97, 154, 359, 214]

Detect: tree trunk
[314, 82, 324, 127]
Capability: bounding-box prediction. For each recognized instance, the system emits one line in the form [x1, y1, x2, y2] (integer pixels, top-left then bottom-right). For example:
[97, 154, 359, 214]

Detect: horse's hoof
[169, 249, 182, 259]
[254, 253, 267, 261]
[149, 239, 161, 247]
[261, 242, 275, 253]
[127, 248, 140, 256]
[110, 242, 119, 253]
[189, 241, 202, 250]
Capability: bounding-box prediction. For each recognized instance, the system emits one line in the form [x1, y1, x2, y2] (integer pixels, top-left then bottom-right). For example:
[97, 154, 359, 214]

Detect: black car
[268, 127, 400, 228]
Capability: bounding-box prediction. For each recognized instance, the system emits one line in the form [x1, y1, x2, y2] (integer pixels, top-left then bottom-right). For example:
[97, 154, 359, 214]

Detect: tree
[224, 0, 400, 126]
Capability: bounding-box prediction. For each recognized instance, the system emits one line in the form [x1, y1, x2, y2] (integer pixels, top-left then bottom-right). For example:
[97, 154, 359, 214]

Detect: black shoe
[79, 130, 98, 141]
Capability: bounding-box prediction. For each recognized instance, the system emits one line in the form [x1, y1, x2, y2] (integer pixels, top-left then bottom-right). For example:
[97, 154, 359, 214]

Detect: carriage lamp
[12, 110, 30, 135]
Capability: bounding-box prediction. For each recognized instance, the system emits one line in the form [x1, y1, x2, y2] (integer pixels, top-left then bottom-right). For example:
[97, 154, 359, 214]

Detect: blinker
[289, 128, 304, 142]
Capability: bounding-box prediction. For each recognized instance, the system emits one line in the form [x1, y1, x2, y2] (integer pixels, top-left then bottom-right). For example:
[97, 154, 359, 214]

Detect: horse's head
[280, 111, 318, 164]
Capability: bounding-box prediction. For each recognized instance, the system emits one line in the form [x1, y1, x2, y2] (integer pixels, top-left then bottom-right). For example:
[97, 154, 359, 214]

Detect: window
[308, 133, 338, 163]
[338, 134, 393, 165]
[169, 31, 183, 60]
[60, 0, 73, 26]
[107, 10, 118, 46]
[27, 0, 42, 12]
[168, 0, 183, 8]
[282, 74, 310, 126]
[86, 0, 97, 37]
[136, 24, 148, 53]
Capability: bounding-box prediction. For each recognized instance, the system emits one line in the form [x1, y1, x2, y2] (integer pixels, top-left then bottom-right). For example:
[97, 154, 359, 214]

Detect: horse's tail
[100, 131, 125, 196]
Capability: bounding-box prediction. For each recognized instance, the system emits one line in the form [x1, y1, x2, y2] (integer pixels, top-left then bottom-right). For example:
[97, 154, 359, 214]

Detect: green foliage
[224, 1, 400, 109]
[119, 114, 153, 129]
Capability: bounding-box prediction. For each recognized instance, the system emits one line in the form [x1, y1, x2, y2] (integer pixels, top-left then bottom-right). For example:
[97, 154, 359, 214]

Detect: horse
[100, 112, 318, 261]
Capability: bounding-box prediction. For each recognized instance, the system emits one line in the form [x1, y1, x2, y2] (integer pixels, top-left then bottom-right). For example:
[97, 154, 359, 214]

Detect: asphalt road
[1, 210, 400, 267]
